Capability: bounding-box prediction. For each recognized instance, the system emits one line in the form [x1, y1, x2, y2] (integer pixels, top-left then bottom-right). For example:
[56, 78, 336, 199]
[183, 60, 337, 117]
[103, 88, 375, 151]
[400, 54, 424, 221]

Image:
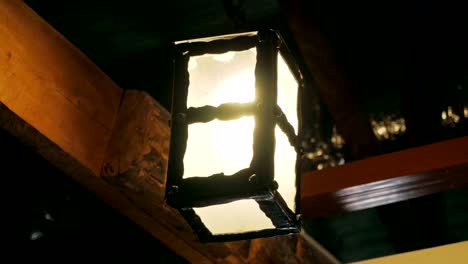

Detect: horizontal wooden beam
[301, 136, 468, 218]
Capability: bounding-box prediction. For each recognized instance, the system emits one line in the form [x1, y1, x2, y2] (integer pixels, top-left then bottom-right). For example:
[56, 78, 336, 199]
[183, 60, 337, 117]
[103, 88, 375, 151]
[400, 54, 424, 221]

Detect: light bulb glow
[275, 54, 299, 212]
[184, 49, 257, 178]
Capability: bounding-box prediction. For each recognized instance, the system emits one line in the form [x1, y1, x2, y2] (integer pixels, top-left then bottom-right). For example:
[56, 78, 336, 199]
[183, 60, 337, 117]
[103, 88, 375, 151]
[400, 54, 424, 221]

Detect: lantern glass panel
[187, 48, 257, 108]
[183, 48, 257, 178]
[274, 53, 299, 212]
[184, 116, 255, 178]
[193, 199, 275, 235]
[277, 54, 299, 131]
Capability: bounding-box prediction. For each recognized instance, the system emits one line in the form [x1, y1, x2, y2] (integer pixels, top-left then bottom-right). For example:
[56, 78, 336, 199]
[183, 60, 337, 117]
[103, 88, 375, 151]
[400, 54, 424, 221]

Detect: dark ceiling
[17, 0, 468, 262]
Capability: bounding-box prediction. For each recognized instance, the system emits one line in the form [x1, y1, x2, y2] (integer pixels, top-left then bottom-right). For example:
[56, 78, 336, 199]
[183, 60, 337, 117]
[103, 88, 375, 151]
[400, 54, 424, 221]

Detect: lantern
[166, 29, 304, 242]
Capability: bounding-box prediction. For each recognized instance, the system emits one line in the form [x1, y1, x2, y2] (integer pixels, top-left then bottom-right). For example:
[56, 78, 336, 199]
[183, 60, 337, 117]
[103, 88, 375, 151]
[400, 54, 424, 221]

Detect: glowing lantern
[166, 30, 304, 242]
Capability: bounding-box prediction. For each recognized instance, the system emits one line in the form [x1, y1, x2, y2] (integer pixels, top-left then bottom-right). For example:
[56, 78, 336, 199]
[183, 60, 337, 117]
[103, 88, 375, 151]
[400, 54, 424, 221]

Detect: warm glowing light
[447, 106, 461, 123]
[194, 199, 274, 235]
[184, 49, 299, 227]
[442, 111, 447, 120]
[464, 106, 468, 118]
[376, 126, 387, 136]
[274, 128, 297, 211]
[277, 54, 298, 131]
[213, 70, 255, 104]
[331, 126, 345, 148]
[184, 117, 254, 177]
[213, 51, 236, 62]
[371, 117, 406, 140]
[184, 49, 257, 178]
[187, 48, 256, 108]
[275, 54, 299, 212]
[392, 122, 400, 132]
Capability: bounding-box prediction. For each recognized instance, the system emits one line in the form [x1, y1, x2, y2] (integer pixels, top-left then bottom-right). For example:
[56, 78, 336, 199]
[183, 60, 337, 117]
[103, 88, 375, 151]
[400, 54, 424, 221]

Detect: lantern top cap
[174, 31, 258, 45]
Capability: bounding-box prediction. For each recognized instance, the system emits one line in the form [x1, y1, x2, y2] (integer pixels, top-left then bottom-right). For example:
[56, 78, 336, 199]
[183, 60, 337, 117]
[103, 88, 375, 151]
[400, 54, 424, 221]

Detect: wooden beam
[0, 0, 122, 175]
[0, 1, 335, 263]
[301, 136, 468, 218]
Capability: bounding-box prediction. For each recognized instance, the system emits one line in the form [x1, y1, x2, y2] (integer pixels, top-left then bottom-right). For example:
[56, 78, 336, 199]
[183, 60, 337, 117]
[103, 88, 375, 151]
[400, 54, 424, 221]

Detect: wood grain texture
[301, 136, 468, 217]
[0, 0, 122, 174]
[101, 90, 218, 263]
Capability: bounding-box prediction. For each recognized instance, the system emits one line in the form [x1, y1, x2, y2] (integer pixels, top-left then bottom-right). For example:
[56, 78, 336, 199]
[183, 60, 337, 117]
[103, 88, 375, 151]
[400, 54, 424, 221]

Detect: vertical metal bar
[295, 81, 304, 214]
[251, 29, 278, 187]
[166, 50, 190, 199]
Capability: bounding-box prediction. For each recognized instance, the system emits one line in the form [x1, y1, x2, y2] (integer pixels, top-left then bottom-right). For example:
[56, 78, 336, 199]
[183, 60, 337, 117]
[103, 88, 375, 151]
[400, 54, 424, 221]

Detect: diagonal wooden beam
[0, 0, 122, 175]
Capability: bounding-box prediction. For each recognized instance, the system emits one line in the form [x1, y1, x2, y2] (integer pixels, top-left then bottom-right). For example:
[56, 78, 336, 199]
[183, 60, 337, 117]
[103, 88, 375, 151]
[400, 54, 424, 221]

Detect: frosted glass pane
[274, 127, 297, 212]
[187, 48, 257, 108]
[275, 53, 299, 212]
[194, 199, 274, 235]
[277, 54, 299, 132]
[184, 117, 254, 178]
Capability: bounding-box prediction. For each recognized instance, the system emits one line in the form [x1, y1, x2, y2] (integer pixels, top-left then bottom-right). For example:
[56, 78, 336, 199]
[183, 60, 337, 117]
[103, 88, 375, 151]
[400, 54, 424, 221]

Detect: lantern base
[175, 190, 300, 243]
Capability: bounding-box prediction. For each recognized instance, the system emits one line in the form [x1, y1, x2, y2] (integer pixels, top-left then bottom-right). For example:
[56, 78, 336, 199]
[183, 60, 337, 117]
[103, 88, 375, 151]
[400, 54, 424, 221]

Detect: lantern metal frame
[166, 29, 305, 242]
